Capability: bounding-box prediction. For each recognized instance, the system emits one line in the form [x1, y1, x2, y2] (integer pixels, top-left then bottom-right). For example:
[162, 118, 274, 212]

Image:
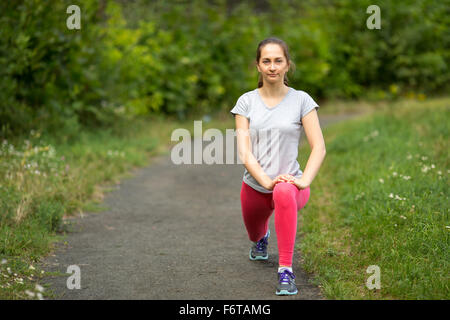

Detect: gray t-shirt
[230, 87, 319, 193]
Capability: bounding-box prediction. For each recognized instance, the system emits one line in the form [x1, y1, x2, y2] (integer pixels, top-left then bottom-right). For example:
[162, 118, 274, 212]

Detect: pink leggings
[240, 181, 310, 267]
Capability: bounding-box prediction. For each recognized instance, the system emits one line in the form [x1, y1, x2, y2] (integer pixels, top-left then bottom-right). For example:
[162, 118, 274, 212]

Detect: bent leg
[273, 183, 311, 266]
[240, 181, 273, 242]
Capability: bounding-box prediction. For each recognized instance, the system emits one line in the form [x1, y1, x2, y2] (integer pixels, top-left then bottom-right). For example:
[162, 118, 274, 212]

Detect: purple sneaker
[276, 269, 298, 295]
[249, 229, 270, 261]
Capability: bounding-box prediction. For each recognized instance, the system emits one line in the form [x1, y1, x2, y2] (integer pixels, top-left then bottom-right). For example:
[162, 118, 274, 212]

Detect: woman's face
[256, 43, 290, 86]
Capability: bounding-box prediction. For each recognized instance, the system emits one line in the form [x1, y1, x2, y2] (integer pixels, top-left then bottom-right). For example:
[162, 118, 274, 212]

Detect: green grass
[297, 97, 449, 299]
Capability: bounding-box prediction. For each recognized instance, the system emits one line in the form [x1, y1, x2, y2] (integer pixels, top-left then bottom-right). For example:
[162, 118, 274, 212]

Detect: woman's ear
[255, 61, 261, 73]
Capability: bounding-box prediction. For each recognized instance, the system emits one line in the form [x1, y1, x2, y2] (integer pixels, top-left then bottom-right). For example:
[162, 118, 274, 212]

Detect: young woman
[230, 37, 326, 295]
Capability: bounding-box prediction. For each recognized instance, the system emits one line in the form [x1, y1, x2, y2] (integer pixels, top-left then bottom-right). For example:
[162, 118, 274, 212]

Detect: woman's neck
[258, 83, 289, 97]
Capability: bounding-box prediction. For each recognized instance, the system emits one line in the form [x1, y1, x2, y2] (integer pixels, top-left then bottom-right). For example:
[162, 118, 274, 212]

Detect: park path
[40, 113, 359, 299]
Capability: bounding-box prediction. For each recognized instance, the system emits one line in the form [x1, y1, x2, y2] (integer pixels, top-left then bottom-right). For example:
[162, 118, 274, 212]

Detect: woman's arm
[294, 109, 326, 189]
[235, 114, 274, 190]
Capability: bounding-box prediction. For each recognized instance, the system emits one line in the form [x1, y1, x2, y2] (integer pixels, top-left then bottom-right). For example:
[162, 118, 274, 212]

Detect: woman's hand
[263, 174, 310, 191]
[261, 175, 290, 191]
[262, 177, 277, 191]
[293, 177, 310, 190]
[274, 174, 296, 184]
[272, 174, 310, 190]
[264, 174, 295, 190]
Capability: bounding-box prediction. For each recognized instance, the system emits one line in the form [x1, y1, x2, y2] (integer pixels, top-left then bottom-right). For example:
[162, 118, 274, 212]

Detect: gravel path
[40, 113, 359, 300]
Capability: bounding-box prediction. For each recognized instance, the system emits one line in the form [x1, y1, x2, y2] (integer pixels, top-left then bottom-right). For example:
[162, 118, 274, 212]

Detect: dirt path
[40, 113, 360, 299]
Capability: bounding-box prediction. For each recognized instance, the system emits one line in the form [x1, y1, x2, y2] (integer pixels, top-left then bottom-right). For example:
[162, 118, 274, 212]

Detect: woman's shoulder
[234, 89, 258, 105]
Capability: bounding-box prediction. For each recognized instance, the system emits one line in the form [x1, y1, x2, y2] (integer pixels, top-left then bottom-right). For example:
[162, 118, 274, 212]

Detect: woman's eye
[263, 60, 282, 63]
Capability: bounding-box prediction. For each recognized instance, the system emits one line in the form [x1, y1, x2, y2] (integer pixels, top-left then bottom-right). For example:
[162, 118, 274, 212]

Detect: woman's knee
[273, 182, 297, 205]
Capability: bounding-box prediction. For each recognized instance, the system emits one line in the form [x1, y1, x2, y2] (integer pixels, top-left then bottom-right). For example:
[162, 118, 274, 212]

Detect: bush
[1, 0, 448, 138]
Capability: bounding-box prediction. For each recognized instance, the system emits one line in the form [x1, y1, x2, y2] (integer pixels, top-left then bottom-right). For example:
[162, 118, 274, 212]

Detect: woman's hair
[255, 37, 296, 88]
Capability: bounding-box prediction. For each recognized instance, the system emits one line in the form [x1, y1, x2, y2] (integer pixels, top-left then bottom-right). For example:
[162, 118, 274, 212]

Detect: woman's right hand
[261, 176, 276, 191]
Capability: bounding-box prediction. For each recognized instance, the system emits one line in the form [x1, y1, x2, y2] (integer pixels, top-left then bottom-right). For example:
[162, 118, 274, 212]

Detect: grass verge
[0, 113, 228, 299]
[297, 97, 449, 299]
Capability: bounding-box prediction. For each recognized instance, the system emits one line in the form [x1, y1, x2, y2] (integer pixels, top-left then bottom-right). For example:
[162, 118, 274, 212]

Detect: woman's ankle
[278, 266, 293, 273]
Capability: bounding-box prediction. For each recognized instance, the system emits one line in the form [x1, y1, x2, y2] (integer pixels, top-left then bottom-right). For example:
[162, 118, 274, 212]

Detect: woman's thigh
[240, 181, 274, 218]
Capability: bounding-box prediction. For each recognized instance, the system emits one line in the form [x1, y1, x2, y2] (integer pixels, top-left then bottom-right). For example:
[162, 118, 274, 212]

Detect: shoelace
[279, 270, 296, 284]
[255, 235, 268, 251]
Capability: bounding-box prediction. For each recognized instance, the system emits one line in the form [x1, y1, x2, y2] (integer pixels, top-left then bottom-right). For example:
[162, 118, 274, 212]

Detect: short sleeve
[230, 94, 250, 119]
[300, 92, 319, 126]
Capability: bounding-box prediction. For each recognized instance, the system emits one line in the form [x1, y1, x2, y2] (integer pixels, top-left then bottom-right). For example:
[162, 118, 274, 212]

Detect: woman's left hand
[293, 177, 310, 190]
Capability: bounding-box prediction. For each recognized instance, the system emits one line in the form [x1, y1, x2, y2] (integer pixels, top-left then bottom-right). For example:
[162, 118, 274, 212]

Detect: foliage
[0, 0, 112, 138]
[0, 0, 448, 137]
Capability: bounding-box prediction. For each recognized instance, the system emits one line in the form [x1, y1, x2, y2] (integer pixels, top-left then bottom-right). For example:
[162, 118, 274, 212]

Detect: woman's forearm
[239, 149, 272, 189]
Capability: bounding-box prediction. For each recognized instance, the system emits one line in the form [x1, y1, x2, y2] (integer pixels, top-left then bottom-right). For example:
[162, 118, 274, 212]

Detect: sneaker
[276, 269, 298, 295]
[249, 229, 270, 261]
